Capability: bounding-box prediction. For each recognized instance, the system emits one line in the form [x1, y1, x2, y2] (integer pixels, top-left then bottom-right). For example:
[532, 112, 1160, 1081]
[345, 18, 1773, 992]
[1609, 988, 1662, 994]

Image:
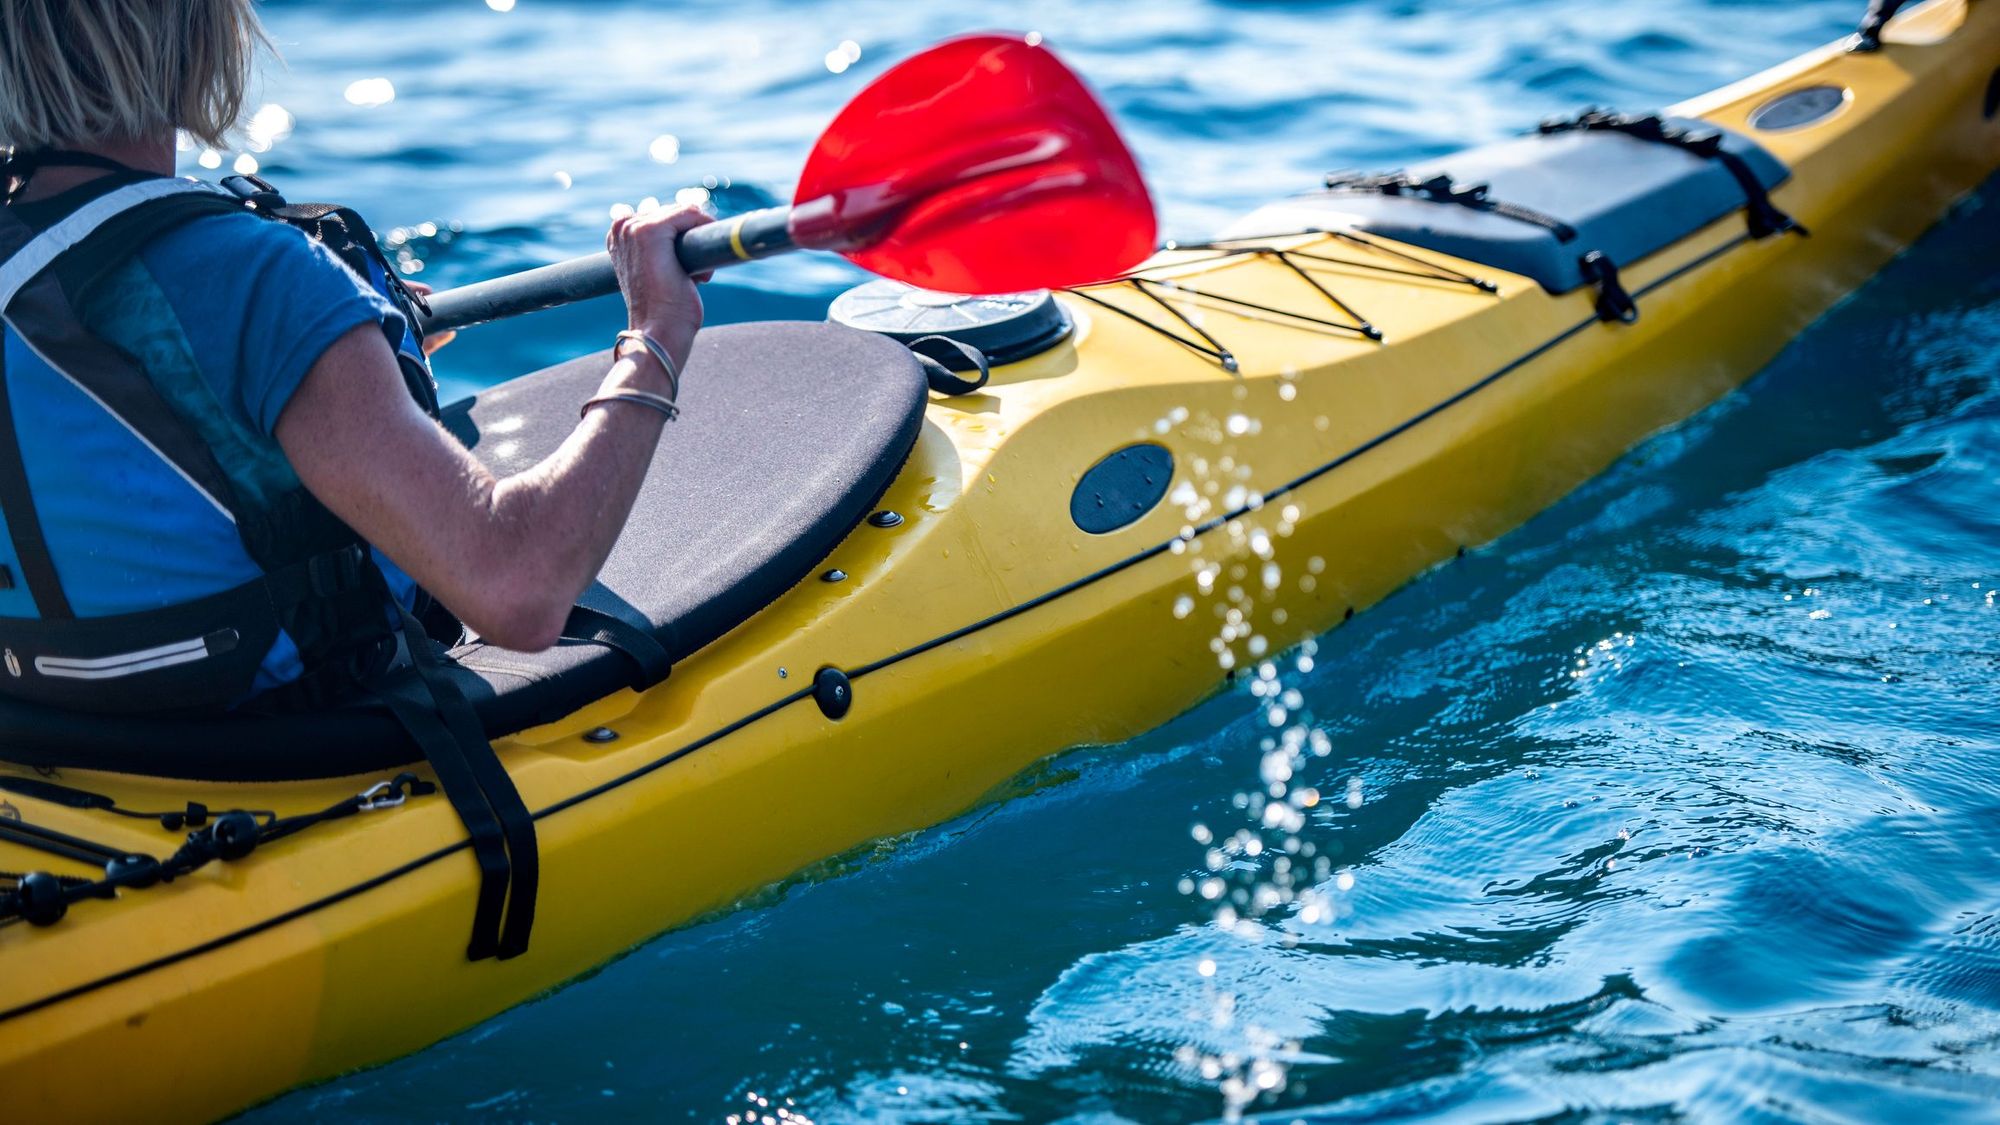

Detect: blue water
[235, 1, 2000, 1120]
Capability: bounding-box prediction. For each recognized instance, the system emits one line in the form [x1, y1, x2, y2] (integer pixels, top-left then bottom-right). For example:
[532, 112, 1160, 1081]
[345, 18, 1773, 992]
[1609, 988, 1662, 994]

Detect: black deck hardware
[1072, 444, 1176, 535]
[0, 772, 435, 929]
[1579, 251, 1639, 324]
[1851, 0, 1909, 51]
[813, 667, 853, 720]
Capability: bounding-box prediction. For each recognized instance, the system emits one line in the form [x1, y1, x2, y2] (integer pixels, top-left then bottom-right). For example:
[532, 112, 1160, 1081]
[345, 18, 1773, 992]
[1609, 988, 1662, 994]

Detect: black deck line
[1, 231, 1758, 1023]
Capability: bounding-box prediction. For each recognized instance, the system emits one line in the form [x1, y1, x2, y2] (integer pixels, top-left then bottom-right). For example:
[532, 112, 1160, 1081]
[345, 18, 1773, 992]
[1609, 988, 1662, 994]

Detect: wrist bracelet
[581, 389, 679, 422]
[614, 329, 682, 400]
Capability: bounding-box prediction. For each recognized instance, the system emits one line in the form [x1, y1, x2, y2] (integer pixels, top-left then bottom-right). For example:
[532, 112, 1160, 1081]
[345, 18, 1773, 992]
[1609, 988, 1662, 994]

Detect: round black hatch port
[828, 280, 1072, 369]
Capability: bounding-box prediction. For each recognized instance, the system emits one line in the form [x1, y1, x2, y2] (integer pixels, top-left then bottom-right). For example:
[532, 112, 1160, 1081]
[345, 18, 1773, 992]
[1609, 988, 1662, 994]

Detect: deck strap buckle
[1578, 250, 1638, 324]
[1325, 171, 1580, 243]
[1538, 110, 1808, 241]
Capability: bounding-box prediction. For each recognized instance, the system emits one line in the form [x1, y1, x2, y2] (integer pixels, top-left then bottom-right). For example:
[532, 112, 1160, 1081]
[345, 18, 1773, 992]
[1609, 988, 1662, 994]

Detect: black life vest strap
[0, 328, 68, 618]
[2, 150, 146, 203]
[1537, 111, 1808, 240]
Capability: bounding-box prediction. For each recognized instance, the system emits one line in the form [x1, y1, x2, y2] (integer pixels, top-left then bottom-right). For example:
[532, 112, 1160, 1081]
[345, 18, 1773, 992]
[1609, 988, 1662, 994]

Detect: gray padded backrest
[1222, 116, 1789, 294]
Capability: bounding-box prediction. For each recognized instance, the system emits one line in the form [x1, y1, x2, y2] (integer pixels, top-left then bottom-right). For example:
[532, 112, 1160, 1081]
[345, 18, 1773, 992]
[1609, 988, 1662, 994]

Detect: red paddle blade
[792, 34, 1156, 295]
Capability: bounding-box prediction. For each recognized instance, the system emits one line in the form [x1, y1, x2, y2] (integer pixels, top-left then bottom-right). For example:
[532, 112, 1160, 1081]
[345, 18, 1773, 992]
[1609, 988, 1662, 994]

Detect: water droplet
[1197, 958, 1217, 977]
[1335, 869, 1356, 891]
[552, 170, 572, 189]
[1173, 595, 1195, 619]
[196, 148, 222, 169]
[648, 134, 681, 164]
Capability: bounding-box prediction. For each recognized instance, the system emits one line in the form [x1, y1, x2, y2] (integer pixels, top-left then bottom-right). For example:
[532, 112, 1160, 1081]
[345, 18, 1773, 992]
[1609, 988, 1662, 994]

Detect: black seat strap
[562, 603, 672, 691]
[1538, 111, 1807, 240]
[1325, 171, 1580, 242]
[377, 605, 539, 960]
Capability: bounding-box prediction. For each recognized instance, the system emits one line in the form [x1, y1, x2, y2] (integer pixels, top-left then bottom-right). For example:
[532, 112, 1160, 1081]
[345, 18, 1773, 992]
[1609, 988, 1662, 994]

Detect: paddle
[420, 33, 1156, 335]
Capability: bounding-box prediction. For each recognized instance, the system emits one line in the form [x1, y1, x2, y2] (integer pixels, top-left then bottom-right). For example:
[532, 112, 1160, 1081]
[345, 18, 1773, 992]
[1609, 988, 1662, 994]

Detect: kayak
[5, 0, 1998, 1118]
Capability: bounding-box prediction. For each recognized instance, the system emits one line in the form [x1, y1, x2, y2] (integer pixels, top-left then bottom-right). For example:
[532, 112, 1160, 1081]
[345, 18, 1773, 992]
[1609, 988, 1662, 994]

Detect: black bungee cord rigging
[0, 772, 435, 928]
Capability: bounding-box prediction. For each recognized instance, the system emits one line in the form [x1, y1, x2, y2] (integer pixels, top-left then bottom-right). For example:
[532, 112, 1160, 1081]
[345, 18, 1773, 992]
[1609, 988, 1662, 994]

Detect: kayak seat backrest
[0, 321, 928, 781]
[1221, 116, 1789, 294]
[438, 321, 926, 736]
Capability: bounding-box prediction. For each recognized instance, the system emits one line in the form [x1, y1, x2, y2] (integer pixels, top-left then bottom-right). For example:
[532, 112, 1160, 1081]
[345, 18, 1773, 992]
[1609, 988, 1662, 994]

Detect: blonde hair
[0, 0, 269, 150]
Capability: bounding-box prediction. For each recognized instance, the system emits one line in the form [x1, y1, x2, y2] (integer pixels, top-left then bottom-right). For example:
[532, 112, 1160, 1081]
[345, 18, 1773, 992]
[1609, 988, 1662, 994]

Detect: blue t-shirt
[0, 199, 421, 696]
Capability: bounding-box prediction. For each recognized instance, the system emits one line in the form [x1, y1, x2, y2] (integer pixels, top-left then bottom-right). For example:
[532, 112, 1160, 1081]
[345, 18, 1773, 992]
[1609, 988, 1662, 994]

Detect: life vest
[0, 171, 435, 714]
[0, 165, 539, 961]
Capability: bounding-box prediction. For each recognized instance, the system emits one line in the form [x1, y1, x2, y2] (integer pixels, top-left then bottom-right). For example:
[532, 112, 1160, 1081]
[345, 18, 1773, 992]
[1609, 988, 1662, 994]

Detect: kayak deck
[5, 1, 1999, 1118]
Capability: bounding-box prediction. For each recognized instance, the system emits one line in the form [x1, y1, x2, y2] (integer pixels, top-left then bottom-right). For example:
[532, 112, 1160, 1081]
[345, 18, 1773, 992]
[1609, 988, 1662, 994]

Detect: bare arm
[276, 204, 711, 651]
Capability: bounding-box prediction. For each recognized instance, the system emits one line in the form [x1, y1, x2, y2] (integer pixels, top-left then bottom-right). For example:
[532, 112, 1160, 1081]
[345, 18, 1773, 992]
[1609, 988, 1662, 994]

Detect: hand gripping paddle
[421, 34, 1156, 333]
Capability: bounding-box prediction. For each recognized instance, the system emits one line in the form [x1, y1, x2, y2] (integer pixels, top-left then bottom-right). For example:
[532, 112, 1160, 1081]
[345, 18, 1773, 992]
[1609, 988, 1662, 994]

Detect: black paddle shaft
[418, 206, 796, 335]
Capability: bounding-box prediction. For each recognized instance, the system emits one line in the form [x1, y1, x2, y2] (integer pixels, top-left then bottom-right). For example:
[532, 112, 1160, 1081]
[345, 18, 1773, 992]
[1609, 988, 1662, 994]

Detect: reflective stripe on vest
[0, 179, 227, 311]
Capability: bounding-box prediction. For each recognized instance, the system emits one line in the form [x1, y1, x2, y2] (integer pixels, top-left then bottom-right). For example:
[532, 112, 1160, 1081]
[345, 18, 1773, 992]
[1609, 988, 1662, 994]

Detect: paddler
[0, 0, 713, 714]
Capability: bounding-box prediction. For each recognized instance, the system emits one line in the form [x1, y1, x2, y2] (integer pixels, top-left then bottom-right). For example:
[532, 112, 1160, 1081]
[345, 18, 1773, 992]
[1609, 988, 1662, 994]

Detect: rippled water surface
[237, 0, 2000, 1120]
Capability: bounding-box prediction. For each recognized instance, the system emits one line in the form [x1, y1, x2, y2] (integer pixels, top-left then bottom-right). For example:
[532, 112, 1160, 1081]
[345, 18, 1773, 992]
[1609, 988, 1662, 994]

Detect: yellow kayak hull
[5, 2, 1998, 1118]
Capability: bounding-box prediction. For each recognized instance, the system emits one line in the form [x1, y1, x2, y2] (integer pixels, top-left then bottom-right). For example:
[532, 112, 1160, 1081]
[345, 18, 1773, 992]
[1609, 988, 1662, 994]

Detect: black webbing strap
[563, 603, 672, 691]
[1325, 171, 1580, 242]
[1853, 0, 1910, 50]
[1537, 111, 1807, 240]
[1578, 250, 1639, 324]
[377, 606, 538, 960]
[242, 542, 400, 713]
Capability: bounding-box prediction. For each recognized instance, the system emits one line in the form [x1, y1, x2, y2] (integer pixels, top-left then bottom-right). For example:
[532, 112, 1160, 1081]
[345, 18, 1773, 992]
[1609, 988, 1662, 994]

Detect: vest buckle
[220, 173, 288, 214]
[307, 544, 367, 597]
